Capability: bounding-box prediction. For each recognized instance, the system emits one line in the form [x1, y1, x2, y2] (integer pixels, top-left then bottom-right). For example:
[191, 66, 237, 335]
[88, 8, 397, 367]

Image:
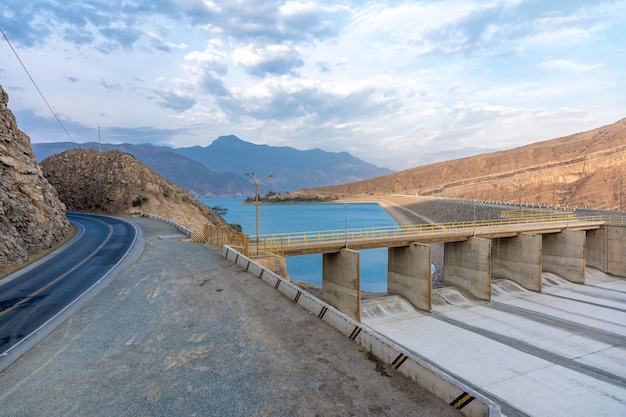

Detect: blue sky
[1, 0, 624, 170]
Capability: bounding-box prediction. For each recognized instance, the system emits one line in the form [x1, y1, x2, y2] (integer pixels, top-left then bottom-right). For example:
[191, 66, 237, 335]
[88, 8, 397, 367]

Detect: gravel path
[0, 217, 461, 417]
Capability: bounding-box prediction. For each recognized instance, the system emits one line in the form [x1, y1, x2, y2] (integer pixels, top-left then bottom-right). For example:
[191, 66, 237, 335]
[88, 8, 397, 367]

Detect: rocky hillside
[290, 118, 626, 210]
[41, 148, 229, 233]
[0, 86, 70, 272]
[33, 142, 253, 197]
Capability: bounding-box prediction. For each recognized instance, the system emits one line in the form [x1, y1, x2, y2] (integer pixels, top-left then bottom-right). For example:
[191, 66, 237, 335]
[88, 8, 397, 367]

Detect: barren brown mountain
[0, 85, 70, 271]
[289, 118, 626, 210]
[41, 148, 229, 233]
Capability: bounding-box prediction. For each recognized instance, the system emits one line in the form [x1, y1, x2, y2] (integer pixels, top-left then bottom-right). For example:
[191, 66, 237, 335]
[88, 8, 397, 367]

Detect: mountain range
[32, 136, 392, 197]
[289, 118, 626, 211]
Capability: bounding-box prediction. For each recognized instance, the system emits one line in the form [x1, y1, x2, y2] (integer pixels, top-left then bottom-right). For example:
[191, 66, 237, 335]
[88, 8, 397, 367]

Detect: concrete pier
[491, 234, 542, 291]
[443, 237, 492, 301]
[388, 243, 432, 311]
[542, 230, 586, 284]
[322, 248, 361, 321]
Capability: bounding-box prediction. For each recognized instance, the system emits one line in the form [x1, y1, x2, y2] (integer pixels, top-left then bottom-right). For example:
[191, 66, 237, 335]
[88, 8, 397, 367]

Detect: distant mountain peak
[212, 135, 245, 145]
[32, 135, 393, 197]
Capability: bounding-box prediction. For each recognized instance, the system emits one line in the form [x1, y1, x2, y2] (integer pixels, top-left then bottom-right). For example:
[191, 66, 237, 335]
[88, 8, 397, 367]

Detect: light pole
[619, 178, 624, 211]
[245, 172, 273, 246]
[344, 204, 348, 248]
[517, 179, 522, 216]
[566, 195, 570, 228]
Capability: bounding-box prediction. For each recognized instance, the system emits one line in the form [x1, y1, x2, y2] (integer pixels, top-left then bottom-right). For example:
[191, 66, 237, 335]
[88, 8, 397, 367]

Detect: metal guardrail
[143, 213, 193, 237]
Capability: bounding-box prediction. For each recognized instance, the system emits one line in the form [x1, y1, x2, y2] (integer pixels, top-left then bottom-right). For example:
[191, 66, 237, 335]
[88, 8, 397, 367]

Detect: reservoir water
[201, 198, 398, 292]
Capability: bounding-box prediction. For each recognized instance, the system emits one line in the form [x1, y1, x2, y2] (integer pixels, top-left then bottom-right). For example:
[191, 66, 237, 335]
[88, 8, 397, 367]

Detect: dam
[219, 205, 626, 417]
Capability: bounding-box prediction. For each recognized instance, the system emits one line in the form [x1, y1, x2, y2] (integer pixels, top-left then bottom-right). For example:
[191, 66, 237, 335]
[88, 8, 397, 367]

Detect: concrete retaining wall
[388, 243, 432, 311]
[223, 245, 501, 417]
[492, 234, 542, 291]
[256, 256, 290, 279]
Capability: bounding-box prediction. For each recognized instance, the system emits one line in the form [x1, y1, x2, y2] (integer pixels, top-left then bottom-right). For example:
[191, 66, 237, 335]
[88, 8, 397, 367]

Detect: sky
[1, 0, 625, 171]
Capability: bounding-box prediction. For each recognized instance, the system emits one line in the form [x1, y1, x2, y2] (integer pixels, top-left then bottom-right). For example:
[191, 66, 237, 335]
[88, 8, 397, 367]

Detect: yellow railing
[204, 224, 250, 255]
[219, 213, 626, 258]
[253, 213, 620, 249]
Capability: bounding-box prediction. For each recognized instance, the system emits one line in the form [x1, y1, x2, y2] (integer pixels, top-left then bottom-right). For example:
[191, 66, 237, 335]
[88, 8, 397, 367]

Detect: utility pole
[619, 178, 624, 211]
[517, 179, 522, 216]
[245, 173, 273, 247]
[344, 204, 348, 248]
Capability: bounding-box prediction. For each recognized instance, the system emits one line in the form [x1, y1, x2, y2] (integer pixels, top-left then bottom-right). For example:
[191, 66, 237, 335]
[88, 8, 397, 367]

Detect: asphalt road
[0, 213, 139, 370]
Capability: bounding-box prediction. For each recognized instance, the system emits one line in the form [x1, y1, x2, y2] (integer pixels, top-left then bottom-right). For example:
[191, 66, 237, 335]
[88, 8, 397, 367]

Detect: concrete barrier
[223, 245, 501, 417]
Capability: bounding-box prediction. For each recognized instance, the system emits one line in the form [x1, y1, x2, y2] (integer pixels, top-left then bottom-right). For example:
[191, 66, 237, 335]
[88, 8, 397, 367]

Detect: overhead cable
[0, 26, 77, 144]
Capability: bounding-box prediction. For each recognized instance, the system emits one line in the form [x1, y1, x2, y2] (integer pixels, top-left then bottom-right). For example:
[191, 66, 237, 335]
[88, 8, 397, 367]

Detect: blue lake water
[201, 198, 398, 292]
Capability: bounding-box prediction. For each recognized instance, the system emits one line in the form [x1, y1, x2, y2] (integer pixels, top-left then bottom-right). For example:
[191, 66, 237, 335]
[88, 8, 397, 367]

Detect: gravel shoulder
[0, 217, 461, 417]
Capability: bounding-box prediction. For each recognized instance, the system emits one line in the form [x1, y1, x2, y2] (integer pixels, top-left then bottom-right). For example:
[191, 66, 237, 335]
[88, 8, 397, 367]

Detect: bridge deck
[251, 216, 607, 256]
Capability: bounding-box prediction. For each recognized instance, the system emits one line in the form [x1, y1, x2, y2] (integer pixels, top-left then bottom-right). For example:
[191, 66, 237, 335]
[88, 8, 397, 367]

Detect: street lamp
[517, 179, 522, 216]
[344, 204, 348, 248]
[566, 195, 570, 228]
[245, 172, 273, 246]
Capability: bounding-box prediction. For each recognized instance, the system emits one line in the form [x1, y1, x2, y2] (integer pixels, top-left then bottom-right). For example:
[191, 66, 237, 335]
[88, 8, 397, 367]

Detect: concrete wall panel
[388, 243, 432, 311]
[542, 230, 586, 284]
[322, 249, 361, 322]
[443, 237, 492, 301]
[586, 228, 606, 272]
[256, 256, 290, 279]
[492, 234, 542, 291]
[607, 226, 626, 277]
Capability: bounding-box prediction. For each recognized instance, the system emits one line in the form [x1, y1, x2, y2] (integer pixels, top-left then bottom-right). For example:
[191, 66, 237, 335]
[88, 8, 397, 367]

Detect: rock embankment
[41, 148, 229, 233]
[0, 85, 70, 272]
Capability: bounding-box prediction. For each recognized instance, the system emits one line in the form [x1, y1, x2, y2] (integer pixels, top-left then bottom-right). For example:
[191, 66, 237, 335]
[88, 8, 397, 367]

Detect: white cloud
[0, 0, 624, 170]
[232, 43, 304, 76]
[537, 59, 606, 73]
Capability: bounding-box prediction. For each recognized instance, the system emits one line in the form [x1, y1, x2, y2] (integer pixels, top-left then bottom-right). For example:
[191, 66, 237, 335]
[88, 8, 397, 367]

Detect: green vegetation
[131, 195, 149, 207]
[243, 191, 333, 204]
[211, 205, 228, 216]
[243, 196, 333, 204]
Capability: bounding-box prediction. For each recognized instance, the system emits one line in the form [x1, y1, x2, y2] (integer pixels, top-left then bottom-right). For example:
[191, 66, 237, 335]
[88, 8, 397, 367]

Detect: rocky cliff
[291, 118, 626, 210]
[40, 148, 229, 233]
[0, 86, 70, 272]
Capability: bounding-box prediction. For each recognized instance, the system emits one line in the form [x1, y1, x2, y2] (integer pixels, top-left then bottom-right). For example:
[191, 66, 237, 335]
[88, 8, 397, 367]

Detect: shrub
[131, 195, 148, 207]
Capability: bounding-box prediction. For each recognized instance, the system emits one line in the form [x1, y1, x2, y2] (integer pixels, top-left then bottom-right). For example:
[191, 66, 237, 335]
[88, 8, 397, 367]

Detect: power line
[0, 26, 77, 144]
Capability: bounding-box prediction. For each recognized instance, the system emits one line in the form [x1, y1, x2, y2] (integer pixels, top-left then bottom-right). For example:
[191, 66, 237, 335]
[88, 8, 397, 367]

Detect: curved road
[0, 213, 138, 369]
